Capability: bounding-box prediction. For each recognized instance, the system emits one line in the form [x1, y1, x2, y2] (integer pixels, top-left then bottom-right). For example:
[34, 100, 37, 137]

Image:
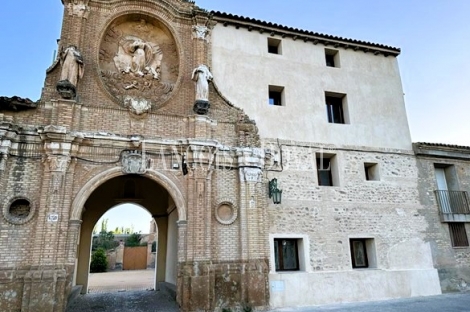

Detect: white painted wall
[211, 25, 412, 150]
[269, 269, 441, 308]
[165, 209, 178, 285]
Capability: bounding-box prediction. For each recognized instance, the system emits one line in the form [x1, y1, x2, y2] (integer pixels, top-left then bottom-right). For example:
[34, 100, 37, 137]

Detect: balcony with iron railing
[434, 190, 470, 222]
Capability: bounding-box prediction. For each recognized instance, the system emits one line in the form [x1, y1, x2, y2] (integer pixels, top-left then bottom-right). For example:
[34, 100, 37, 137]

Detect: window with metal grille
[449, 223, 469, 247]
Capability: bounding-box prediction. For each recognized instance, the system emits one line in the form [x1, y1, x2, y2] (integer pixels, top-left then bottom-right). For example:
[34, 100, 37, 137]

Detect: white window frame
[269, 234, 311, 273]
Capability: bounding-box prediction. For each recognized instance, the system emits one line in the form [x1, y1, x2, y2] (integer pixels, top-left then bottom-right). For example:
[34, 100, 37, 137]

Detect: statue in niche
[56, 45, 84, 99]
[192, 64, 212, 101]
[192, 65, 213, 115]
[114, 36, 162, 80]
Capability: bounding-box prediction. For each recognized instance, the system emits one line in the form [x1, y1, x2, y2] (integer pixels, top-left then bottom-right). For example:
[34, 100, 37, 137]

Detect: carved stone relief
[192, 25, 210, 41]
[121, 150, 148, 174]
[99, 17, 179, 114]
[239, 167, 262, 183]
[67, 1, 90, 18]
[46, 155, 71, 172]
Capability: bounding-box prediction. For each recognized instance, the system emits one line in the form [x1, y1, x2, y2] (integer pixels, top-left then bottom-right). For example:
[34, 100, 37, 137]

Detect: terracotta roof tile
[211, 11, 400, 55]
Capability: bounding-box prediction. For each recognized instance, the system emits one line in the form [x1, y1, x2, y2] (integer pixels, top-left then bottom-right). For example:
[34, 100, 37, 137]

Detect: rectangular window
[449, 223, 469, 247]
[317, 157, 332, 186]
[325, 95, 345, 124]
[316, 153, 338, 186]
[269, 85, 284, 106]
[325, 48, 339, 67]
[350, 238, 377, 269]
[364, 162, 380, 181]
[274, 238, 299, 271]
[268, 37, 282, 54]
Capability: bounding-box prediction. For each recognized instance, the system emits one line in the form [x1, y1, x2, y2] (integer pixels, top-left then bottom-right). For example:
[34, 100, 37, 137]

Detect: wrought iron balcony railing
[434, 190, 470, 215]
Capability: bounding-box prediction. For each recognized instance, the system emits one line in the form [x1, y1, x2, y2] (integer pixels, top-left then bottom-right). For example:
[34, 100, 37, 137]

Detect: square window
[316, 153, 339, 186]
[364, 163, 380, 181]
[449, 223, 469, 247]
[268, 37, 282, 54]
[325, 48, 340, 67]
[325, 94, 346, 124]
[274, 238, 299, 271]
[350, 238, 377, 269]
[269, 85, 284, 106]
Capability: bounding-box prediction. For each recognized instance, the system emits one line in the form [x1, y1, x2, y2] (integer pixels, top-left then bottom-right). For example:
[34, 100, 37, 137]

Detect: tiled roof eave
[413, 142, 470, 160]
[210, 11, 400, 57]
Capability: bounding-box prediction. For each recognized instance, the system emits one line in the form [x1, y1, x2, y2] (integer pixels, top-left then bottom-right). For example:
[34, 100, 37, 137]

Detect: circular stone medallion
[215, 202, 237, 225]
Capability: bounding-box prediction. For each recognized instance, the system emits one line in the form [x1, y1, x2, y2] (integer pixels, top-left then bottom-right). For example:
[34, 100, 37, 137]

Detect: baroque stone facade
[0, 0, 457, 311]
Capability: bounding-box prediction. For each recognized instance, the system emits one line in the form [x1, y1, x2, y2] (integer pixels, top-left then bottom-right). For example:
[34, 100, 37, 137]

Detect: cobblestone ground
[66, 289, 179, 312]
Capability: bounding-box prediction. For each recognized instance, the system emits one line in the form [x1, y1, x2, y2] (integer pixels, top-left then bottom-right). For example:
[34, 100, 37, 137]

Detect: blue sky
[1, 1, 469, 231]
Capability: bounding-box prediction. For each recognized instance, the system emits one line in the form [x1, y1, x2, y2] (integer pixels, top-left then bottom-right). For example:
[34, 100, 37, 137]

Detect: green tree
[90, 248, 108, 273]
[101, 218, 108, 232]
[125, 233, 145, 247]
[92, 230, 118, 251]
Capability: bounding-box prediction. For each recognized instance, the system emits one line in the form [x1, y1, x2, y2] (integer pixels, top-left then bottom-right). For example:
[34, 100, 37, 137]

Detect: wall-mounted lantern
[269, 178, 282, 204]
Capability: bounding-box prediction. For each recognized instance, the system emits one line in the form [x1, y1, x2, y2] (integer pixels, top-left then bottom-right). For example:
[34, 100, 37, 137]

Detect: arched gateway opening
[70, 168, 186, 295]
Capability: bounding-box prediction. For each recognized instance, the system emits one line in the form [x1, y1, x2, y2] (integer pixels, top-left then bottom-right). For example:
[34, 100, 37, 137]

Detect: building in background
[414, 142, 470, 292]
[1, 0, 466, 311]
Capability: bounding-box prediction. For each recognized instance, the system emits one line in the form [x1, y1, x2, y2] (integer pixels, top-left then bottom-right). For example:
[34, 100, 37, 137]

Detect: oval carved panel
[99, 14, 180, 114]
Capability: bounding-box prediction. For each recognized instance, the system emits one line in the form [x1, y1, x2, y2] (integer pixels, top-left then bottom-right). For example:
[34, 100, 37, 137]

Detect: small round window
[3, 197, 35, 225]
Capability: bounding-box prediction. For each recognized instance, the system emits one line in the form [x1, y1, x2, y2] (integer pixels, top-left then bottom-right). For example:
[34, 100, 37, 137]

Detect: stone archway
[69, 167, 186, 294]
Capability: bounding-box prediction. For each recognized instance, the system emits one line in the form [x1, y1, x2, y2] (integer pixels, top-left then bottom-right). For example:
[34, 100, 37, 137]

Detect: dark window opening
[268, 38, 282, 54]
[274, 239, 299, 271]
[326, 54, 335, 67]
[325, 49, 339, 67]
[326, 96, 345, 124]
[317, 157, 333, 186]
[364, 163, 379, 181]
[269, 91, 282, 106]
[449, 223, 469, 247]
[350, 239, 369, 268]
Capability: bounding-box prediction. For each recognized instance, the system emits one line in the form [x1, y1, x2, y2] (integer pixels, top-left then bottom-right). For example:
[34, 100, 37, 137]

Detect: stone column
[60, 0, 90, 49]
[238, 167, 263, 261]
[191, 14, 211, 70]
[155, 216, 168, 283]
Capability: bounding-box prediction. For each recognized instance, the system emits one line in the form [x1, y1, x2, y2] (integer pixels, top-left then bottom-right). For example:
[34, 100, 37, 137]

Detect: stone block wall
[265, 140, 441, 306]
[414, 144, 470, 292]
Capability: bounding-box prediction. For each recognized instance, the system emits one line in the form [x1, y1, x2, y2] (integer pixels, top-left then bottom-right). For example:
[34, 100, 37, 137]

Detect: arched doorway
[71, 169, 185, 294]
[88, 203, 156, 293]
